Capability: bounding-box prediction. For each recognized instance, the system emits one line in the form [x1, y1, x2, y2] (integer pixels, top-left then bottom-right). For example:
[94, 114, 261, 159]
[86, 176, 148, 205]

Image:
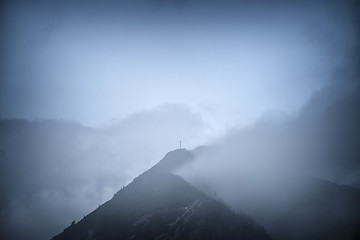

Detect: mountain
[52, 149, 272, 240]
[264, 178, 360, 240]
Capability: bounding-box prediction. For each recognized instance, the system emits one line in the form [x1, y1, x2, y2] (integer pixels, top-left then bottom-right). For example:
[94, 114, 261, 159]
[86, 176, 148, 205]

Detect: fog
[1, 0, 355, 130]
[178, 63, 360, 239]
[0, 104, 207, 239]
[1, 0, 359, 239]
[180, 75, 358, 185]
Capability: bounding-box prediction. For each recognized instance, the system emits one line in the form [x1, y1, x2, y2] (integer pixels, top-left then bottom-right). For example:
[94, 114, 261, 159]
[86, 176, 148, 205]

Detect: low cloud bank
[0, 103, 207, 240]
[178, 76, 360, 238]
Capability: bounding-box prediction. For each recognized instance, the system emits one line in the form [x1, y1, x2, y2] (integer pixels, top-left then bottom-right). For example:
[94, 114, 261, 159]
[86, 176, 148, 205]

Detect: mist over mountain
[177, 76, 360, 240]
[0, 104, 207, 240]
[49, 145, 360, 240]
[1, 78, 360, 239]
[52, 149, 273, 240]
[1, 0, 360, 239]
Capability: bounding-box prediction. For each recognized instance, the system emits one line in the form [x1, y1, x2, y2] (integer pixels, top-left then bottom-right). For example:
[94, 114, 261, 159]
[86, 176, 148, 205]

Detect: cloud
[0, 0, 359, 239]
[176, 0, 360, 206]
[177, 55, 360, 240]
[0, 103, 207, 240]
[1, 0, 354, 127]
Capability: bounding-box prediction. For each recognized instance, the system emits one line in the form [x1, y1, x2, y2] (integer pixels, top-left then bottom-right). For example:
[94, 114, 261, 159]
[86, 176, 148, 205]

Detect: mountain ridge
[51, 148, 272, 240]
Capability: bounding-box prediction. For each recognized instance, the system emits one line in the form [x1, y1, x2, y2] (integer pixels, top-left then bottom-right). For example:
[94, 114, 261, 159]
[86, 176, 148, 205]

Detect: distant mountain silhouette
[264, 178, 360, 240]
[52, 149, 272, 240]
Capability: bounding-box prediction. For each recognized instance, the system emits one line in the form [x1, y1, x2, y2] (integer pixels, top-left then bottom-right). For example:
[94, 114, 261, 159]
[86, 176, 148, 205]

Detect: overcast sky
[1, 0, 357, 136]
[1, 1, 359, 240]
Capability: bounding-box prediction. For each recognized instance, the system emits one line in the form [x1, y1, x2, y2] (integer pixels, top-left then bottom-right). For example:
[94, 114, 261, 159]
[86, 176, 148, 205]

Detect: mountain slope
[52, 149, 272, 240]
[267, 178, 360, 240]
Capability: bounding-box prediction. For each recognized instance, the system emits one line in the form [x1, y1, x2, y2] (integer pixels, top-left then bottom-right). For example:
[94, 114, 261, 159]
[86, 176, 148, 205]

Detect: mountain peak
[150, 148, 193, 173]
[52, 149, 272, 240]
